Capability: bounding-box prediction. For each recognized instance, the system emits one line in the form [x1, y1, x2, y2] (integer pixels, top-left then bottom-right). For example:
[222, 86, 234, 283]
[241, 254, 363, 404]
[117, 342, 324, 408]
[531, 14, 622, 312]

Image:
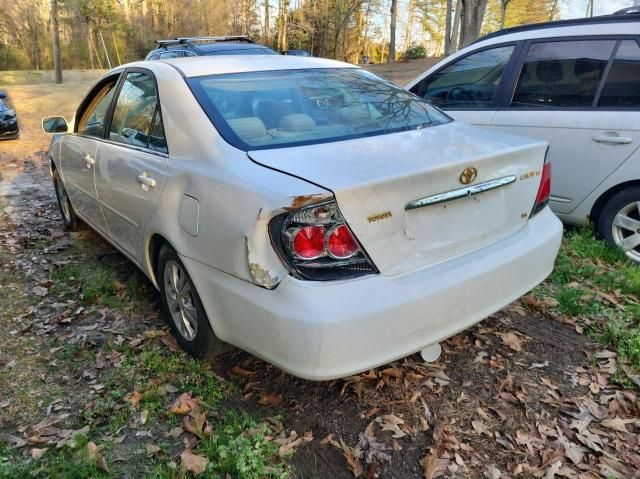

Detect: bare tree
[500, 0, 512, 29]
[388, 0, 397, 62]
[51, 0, 62, 83]
[459, 0, 487, 48]
[264, 0, 270, 46]
[549, 0, 558, 20]
[277, 0, 288, 51]
[444, 0, 452, 53]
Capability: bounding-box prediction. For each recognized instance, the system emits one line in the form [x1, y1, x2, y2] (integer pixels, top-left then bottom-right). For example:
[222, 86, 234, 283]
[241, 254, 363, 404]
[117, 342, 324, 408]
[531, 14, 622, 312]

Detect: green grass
[197, 412, 290, 479]
[51, 261, 121, 308]
[537, 227, 640, 382]
[150, 412, 290, 479]
[0, 436, 109, 479]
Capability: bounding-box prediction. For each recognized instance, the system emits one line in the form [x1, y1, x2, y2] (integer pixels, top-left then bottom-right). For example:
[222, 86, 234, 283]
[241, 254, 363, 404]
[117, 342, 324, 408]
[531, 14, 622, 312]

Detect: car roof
[140, 54, 357, 77]
[473, 14, 640, 47]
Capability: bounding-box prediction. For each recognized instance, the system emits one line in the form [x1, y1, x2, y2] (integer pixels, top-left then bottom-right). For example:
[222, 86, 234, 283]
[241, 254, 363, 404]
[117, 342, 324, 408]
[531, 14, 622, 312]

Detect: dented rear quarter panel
[141, 63, 330, 291]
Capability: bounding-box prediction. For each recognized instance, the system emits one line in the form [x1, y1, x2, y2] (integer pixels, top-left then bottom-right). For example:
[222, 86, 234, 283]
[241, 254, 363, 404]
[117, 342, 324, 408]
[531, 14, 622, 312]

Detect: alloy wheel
[163, 260, 198, 340]
[611, 201, 640, 262]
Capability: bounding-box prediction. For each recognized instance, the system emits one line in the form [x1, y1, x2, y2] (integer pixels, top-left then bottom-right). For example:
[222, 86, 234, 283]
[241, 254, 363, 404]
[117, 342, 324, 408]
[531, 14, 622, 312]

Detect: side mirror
[42, 116, 69, 134]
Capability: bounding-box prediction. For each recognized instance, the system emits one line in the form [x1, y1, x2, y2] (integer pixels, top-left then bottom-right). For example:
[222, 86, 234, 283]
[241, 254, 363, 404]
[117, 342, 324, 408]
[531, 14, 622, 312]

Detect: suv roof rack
[472, 13, 640, 45]
[155, 36, 255, 49]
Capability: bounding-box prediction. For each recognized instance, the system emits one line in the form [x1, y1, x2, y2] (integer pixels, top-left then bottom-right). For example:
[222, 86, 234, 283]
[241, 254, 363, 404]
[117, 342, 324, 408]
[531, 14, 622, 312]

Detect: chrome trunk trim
[405, 175, 517, 211]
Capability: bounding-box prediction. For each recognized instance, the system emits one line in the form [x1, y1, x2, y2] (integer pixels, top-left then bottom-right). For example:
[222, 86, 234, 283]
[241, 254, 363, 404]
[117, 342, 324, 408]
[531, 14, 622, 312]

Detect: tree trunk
[500, 0, 511, 29]
[459, 0, 487, 48]
[264, 0, 270, 46]
[549, 0, 559, 20]
[388, 0, 397, 63]
[450, 0, 462, 53]
[444, 0, 452, 55]
[277, 0, 288, 51]
[402, 0, 415, 54]
[51, 0, 62, 83]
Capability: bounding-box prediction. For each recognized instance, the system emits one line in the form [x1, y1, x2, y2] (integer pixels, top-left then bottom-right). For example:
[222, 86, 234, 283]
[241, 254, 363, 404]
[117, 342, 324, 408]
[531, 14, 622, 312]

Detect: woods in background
[0, 0, 559, 71]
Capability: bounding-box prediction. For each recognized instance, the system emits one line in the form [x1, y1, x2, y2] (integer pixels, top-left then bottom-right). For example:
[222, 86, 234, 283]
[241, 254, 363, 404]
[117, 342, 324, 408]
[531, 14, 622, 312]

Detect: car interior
[199, 78, 440, 147]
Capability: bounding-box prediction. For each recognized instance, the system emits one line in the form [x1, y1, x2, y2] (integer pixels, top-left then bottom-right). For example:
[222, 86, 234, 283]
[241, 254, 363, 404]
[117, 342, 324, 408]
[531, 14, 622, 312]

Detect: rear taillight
[270, 200, 377, 281]
[530, 157, 551, 218]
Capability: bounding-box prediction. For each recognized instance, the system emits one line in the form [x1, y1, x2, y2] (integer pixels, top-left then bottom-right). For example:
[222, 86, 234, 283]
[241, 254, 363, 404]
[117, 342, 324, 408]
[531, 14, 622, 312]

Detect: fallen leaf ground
[0, 74, 639, 479]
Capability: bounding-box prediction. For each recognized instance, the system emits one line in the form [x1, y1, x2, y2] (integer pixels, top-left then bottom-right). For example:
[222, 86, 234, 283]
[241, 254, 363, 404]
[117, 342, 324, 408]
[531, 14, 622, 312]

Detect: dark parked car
[145, 36, 277, 60]
[0, 91, 19, 140]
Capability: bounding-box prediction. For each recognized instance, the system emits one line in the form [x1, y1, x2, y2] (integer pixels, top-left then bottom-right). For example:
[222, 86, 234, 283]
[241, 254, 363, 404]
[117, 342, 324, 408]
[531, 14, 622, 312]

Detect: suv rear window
[189, 68, 450, 151]
[598, 40, 640, 108]
[512, 40, 616, 108]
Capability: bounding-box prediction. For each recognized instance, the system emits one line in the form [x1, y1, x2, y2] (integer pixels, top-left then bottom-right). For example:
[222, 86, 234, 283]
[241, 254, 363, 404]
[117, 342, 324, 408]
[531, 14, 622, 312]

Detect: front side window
[189, 68, 450, 151]
[598, 40, 640, 108]
[512, 40, 616, 108]
[77, 77, 119, 138]
[109, 72, 163, 150]
[410, 45, 515, 109]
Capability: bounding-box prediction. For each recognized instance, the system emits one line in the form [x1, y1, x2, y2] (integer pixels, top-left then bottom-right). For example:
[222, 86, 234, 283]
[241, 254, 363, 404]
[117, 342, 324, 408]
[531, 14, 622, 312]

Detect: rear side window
[148, 111, 168, 153]
[109, 72, 166, 152]
[598, 40, 640, 108]
[411, 45, 515, 109]
[512, 40, 616, 108]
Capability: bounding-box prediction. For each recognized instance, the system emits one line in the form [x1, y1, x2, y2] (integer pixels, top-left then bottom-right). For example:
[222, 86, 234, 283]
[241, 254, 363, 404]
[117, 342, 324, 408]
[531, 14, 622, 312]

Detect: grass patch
[197, 412, 290, 479]
[150, 412, 290, 479]
[51, 261, 120, 308]
[0, 436, 109, 479]
[538, 227, 640, 381]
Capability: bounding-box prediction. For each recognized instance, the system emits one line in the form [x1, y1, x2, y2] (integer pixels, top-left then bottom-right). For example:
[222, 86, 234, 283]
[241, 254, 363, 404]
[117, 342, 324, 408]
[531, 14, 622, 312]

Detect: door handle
[84, 154, 95, 169]
[592, 135, 633, 145]
[137, 173, 157, 189]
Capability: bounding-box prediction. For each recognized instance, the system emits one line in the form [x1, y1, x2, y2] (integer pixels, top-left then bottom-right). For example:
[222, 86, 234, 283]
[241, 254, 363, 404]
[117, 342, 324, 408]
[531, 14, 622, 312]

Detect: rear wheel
[52, 168, 79, 231]
[597, 187, 640, 264]
[157, 245, 227, 358]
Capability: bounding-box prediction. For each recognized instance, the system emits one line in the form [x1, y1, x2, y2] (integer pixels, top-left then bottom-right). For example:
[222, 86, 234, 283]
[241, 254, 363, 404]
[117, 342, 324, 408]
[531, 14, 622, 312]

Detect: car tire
[597, 186, 640, 264]
[157, 245, 228, 358]
[52, 168, 80, 231]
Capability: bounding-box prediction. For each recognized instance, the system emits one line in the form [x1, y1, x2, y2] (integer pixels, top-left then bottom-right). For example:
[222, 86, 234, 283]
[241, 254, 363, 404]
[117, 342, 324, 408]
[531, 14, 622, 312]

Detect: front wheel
[52, 168, 80, 231]
[157, 245, 228, 358]
[597, 186, 640, 264]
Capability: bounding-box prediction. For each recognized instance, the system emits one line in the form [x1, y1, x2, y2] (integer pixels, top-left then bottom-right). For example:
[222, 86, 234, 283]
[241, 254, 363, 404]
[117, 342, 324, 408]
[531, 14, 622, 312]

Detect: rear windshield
[188, 68, 450, 150]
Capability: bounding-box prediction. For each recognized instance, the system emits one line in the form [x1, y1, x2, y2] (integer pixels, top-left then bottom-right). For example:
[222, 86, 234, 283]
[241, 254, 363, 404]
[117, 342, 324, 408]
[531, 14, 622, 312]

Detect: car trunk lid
[250, 121, 548, 276]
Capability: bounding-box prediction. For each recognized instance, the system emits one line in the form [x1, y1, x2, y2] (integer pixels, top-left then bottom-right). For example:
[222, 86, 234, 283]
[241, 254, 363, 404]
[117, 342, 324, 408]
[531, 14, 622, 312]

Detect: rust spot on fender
[286, 194, 331, 211]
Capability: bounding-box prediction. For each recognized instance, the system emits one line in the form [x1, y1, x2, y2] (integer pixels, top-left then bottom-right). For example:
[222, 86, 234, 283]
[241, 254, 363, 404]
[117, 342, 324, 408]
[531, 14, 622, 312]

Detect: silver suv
[407, 10, 640, 262]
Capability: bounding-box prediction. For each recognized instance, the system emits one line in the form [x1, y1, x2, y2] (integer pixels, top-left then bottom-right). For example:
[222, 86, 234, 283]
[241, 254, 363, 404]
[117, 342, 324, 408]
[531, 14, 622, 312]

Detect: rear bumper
[182, 207, 562, 380]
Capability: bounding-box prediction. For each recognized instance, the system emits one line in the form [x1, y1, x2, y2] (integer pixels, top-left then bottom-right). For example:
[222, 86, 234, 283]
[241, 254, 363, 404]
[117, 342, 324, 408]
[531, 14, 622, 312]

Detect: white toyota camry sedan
[43, 55, 562, 380]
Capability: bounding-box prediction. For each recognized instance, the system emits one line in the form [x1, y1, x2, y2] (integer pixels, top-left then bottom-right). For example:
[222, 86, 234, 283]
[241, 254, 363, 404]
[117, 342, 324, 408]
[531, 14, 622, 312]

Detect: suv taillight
[269, 200, 378, 281]
[530, 153, 551, 218]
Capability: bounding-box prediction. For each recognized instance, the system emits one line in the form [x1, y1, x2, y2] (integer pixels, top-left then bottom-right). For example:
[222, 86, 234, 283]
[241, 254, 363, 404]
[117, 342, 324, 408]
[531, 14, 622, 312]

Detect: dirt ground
[0, 64, 639, 478]
[364, 57, 443, 85]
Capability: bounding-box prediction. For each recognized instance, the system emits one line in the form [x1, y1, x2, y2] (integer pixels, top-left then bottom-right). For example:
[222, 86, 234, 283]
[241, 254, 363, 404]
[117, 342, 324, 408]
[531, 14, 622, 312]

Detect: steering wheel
[447, 87, 475, 103]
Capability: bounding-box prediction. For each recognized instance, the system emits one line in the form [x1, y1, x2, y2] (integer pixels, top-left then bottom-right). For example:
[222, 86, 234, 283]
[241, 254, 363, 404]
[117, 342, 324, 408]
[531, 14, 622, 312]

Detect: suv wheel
[157, 245, 228, 358]
[53, 168, 80, 231]
[597, 187, 640, 263]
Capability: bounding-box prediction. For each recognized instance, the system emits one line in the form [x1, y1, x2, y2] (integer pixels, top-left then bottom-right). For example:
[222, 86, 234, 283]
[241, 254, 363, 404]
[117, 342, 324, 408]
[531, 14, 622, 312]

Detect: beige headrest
[227, 117, 268, 141]
[278, 113, 316, 132]
[337, 105, 371, 122]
